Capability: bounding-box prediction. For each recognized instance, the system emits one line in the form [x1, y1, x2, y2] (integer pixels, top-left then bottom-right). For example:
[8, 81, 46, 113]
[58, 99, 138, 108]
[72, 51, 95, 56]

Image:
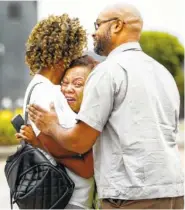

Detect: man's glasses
[94, 17, 118, 30]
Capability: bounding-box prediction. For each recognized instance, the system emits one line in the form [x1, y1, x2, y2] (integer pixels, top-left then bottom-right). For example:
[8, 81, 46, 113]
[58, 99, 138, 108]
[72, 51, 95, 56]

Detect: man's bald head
[99, 3, 143, 34]
[92, 3, 143, 56]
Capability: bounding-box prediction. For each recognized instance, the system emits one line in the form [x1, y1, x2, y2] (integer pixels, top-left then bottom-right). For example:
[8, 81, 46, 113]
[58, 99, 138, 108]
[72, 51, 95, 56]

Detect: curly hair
[25, 14, 87, 75]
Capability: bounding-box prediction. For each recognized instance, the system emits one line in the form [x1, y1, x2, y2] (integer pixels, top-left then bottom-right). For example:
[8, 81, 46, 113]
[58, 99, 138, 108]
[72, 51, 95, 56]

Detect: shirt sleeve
[76, 62, 115, 132]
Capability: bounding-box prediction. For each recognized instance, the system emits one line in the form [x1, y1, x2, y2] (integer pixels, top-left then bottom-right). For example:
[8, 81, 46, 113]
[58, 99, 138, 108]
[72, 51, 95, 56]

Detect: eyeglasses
[94, 17, 118, 30]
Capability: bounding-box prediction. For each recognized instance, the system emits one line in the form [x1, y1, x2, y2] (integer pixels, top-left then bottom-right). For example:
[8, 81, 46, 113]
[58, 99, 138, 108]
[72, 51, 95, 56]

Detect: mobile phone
[11, 114, 25, 132]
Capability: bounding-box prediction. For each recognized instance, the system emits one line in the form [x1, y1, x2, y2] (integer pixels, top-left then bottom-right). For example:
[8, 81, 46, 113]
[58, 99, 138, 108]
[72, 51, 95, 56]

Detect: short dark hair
[69, 55, 99, 71]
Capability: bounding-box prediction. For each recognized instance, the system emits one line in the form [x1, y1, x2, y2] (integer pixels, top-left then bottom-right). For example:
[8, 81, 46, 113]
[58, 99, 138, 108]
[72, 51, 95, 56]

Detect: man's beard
[94, 29, 111, 56]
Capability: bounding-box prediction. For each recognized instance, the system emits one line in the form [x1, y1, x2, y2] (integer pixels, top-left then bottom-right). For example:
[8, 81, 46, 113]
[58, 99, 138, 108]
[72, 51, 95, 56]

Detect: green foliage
[140, 31, 184, 75]
[140, 31, 184, 96]
[0, 108, 23, 145]
[140, 31, 184, 118]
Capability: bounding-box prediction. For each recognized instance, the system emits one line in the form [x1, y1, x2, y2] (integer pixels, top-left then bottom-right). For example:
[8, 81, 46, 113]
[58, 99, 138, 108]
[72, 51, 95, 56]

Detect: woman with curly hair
[18, 14, 95, 209]
[25, 14, 87, 75]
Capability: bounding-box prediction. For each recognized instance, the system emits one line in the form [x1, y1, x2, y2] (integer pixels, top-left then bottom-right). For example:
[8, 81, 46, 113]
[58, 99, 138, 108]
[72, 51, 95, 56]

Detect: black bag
[4, 83, 75, 209]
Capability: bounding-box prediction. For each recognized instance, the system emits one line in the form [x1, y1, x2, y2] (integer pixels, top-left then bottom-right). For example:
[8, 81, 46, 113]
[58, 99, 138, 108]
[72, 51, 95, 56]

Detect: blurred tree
[140, 31, 184, 118]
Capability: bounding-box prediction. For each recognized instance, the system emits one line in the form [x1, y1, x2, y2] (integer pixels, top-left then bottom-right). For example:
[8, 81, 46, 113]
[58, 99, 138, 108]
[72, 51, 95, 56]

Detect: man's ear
[112, 20, 124, 33]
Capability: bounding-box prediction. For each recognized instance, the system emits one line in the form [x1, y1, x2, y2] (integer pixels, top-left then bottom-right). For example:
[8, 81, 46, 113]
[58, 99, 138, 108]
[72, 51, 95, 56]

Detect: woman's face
[61, 66, 91, 113]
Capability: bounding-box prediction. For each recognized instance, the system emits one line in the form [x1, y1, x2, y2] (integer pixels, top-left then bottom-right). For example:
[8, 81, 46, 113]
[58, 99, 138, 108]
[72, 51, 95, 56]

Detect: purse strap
[24, 82, 43, 124]
[20, 82, 42, 146]
[10, 83, 43, 209]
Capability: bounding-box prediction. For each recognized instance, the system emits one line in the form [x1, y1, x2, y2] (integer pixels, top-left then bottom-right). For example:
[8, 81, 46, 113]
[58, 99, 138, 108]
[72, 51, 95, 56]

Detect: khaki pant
[101, 196, 184, 209]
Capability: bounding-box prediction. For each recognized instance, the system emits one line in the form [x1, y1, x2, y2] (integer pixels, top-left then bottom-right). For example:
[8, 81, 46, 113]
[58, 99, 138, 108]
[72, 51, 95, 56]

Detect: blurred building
[0, 1, 37, 108]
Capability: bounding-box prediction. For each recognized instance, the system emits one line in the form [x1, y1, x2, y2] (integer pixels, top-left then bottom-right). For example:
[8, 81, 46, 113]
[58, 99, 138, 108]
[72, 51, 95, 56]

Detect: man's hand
[28, 103, 100, 154]
[27, 103, 59, 135]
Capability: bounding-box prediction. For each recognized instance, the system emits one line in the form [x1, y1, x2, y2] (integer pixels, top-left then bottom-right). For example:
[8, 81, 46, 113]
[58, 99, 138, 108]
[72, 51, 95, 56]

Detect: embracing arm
[28, 64, 117, 154]
[57, 149, 94, 178]
[37, 132, 77, 157]
[47, 121, 100, 154]
[38, 133, 94, 178]
[28, 103, 100, 154]
[17, 125, 94, 178]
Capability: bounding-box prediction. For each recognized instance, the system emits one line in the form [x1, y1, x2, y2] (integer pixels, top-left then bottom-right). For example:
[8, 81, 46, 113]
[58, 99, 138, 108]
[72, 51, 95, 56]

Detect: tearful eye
[74, 82, 83, 87]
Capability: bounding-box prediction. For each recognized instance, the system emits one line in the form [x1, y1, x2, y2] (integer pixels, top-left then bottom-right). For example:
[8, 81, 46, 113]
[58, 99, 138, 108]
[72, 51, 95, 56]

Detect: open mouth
[66, 97, 76, 103]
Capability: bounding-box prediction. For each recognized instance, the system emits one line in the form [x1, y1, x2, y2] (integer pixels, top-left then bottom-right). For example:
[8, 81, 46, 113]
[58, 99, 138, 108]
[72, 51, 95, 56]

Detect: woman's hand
[15, 125, 40, 147]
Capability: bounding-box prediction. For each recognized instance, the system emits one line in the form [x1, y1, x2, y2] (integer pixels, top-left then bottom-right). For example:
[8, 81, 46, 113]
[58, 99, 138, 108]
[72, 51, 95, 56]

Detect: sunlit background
[0, 0, 184, 209]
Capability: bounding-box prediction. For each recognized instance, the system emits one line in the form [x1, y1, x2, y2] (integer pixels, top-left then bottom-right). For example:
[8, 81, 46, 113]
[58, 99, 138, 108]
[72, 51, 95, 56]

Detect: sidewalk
[0, 145, 18, 159]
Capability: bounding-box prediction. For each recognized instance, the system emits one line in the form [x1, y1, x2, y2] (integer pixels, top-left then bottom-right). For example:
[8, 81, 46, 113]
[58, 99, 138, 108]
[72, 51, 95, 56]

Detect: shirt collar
[107, 42, 142, 59]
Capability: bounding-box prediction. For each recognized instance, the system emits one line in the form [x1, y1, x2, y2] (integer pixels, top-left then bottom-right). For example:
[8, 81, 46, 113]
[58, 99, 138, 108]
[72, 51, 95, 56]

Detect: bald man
[28, 3, 184, 209]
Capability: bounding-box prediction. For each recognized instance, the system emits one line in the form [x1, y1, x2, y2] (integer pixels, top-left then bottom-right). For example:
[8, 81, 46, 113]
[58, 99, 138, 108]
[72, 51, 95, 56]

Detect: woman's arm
[37, 132, 78, 157]
[56, 150, 94, 178]
[38, 133, 94, 178]
[16, 125, 94, 178]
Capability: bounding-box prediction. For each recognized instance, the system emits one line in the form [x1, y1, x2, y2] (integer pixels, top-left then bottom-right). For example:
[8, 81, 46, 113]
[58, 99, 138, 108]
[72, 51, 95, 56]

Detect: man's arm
[28, 99, 101, 153]
[16, 125, 94, 178]
[28, 106, 100, 153]
[38, 132, 78, 157]
[28, 62, 120, 153]
[38, 133, 94, 178]
[47, 120, 100, 154]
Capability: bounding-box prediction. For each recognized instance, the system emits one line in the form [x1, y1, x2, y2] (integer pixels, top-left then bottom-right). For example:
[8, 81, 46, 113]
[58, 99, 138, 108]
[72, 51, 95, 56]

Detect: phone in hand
[11, 114, 25, 132]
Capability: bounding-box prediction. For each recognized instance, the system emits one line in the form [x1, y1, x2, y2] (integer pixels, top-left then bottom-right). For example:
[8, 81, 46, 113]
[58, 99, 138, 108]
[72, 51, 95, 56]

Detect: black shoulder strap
[24, 82, 42, 124]
[10, 82, 43, 209]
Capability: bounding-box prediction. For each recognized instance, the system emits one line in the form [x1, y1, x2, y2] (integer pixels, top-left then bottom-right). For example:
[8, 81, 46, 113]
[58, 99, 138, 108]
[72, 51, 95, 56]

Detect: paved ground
[0, 147, 184, 209]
